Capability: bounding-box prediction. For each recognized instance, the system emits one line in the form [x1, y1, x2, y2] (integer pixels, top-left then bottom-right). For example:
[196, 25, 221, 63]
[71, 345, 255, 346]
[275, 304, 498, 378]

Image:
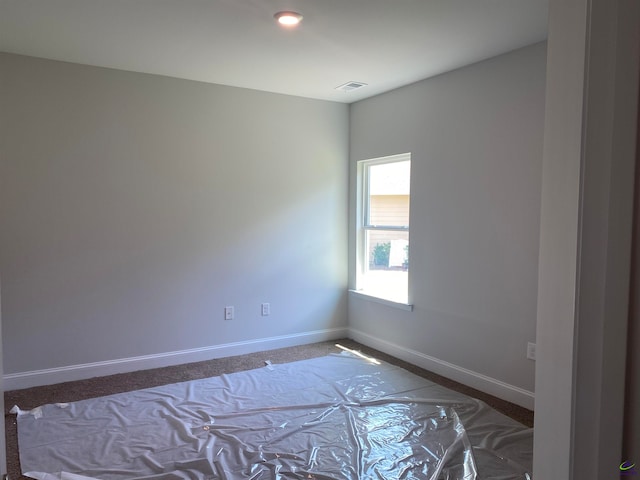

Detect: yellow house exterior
[368, 194, 409, 268]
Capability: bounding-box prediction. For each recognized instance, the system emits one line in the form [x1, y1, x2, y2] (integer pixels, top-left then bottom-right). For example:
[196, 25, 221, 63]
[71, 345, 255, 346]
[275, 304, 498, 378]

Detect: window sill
[348, 290, 414, 311]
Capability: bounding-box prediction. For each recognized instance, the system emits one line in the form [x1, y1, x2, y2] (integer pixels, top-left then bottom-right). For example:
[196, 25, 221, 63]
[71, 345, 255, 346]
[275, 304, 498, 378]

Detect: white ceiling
[0, 0, 548, 103]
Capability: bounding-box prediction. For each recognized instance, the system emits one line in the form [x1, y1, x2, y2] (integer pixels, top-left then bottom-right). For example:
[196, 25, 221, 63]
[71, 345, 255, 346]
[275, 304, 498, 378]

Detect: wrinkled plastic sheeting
[15, 353, 533, 480]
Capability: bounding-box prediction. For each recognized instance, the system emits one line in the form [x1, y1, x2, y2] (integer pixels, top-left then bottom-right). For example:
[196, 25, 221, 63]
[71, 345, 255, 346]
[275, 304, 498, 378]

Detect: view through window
[357, 154, 410, 304]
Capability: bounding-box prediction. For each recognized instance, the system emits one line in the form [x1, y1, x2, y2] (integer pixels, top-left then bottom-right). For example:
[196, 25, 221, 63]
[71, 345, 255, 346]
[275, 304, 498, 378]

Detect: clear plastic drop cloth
[14, 353, 533, 480]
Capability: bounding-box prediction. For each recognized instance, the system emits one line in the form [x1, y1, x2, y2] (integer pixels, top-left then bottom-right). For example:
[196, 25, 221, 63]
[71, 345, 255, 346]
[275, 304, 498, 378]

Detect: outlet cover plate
[527, 342, 536, 361]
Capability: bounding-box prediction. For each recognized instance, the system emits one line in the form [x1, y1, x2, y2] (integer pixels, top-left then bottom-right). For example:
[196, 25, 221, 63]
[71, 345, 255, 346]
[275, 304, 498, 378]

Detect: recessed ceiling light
[274, 11, 303, 27]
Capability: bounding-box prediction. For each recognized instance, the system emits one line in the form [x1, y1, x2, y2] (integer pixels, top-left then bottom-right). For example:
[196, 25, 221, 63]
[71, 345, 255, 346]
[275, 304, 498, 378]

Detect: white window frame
[353, 153, 412, 309]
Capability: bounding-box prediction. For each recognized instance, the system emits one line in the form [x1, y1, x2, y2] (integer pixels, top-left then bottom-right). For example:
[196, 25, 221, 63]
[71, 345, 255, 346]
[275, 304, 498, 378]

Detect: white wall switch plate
[261, 303, 270, 316]
[224, 306, 234, 320]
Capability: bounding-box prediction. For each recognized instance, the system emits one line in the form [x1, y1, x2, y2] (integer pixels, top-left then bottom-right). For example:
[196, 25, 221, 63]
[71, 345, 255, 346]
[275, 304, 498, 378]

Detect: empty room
[1, 1, 638, 479]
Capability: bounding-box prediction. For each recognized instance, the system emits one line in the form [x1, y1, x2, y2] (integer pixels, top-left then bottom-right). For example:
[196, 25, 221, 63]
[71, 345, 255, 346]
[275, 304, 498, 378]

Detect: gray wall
[626, 160, 640, 458]
[533, 0, 639, 475]
[348, 43, 546, 395]
[0, 53, 349, 375]
[0, 282, 5, 474]
[626, 119, 640, 458]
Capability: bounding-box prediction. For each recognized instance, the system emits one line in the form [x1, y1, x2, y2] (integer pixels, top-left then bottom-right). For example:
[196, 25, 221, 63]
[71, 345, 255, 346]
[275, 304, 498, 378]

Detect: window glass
[357, 154, 410, 304]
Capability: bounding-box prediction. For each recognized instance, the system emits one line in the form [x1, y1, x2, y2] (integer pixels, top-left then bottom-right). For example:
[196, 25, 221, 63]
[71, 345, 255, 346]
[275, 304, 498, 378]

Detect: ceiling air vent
[335, 81, 368, 92]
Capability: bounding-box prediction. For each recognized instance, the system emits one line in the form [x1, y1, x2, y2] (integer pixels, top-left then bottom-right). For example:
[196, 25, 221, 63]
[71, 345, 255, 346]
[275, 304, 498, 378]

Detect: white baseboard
[4, 327, 535, 410]
[348, 328, 535, 410]
[4, 327, 349, 391]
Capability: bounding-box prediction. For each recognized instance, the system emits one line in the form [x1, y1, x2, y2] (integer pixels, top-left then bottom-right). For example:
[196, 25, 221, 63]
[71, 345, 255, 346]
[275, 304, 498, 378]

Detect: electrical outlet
[224, 306, 234, 321]
[527, 342, 536, 361]
[261, 303, 270, 316]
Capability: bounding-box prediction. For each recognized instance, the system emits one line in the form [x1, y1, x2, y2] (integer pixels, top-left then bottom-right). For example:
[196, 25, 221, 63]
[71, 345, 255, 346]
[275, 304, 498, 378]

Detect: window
[355, 153, 411, 305]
